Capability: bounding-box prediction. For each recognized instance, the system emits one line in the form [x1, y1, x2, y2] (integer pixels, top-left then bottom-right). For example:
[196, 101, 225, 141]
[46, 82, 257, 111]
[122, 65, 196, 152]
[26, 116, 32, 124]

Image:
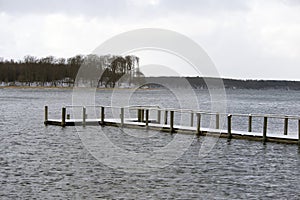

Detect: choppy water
[0, 88, 300, 199]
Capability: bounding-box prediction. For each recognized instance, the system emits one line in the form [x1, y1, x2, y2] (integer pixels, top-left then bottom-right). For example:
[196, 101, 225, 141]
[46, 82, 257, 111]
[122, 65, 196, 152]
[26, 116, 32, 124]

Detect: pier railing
[44, 105, 300, 145]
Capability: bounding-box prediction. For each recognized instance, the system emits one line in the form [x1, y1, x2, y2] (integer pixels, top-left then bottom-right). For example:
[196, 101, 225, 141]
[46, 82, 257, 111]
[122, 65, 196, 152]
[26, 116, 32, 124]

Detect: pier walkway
[44, 105, 300, 145]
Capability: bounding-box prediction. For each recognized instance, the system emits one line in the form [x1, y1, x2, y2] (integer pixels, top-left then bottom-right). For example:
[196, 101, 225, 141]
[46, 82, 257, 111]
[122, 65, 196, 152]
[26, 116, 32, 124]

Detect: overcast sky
[0, 0, 300, 80]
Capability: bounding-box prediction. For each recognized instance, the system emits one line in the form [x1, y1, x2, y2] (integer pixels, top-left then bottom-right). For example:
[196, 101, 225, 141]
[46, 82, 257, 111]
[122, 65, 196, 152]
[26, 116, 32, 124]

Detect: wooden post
[216, 113, 220, 129]
[141, 109, 145, 122]
[263, 116, 268, 144]
[298, 119, 300, 146]
[101, 106, 105, 125]
[82, 107, 86, 127]
[284, 117, 288, 135]
[164, 110, 168, 125]
[227, 114, 232, 140]
[196, 113, 201, 135]
[120, 107, 124, 127]
[44, 106, 48, 125]
[61, 107, 66, 127]
[157, 110, 161, 124]
[137, 109, 141, 122]
[170, 111, 174, 133]
[146, 109, 149, 127]
[190, 112, 194, 127]
[248, 114, 252, 132]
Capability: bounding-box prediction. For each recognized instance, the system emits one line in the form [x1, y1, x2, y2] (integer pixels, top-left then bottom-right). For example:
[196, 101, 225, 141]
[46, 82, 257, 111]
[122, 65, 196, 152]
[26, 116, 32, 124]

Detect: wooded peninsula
[1, 55, 300, 90]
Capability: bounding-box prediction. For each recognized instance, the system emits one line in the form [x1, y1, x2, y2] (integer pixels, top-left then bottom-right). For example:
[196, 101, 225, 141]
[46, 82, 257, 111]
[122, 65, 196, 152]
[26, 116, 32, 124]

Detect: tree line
[0, 54, 140, 87]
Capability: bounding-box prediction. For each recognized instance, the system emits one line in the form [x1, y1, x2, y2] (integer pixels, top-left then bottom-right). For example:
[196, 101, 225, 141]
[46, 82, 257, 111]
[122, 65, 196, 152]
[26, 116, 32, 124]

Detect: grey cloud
[0, 0, 128, 16]
[282, 0, 300, 6]
[0, 0, 251, 18]
[158, 0, 250, 14]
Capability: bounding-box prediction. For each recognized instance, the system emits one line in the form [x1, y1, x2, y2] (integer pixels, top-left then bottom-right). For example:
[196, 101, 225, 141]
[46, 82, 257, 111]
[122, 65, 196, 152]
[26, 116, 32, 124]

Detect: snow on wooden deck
[47, 118, 298, 141]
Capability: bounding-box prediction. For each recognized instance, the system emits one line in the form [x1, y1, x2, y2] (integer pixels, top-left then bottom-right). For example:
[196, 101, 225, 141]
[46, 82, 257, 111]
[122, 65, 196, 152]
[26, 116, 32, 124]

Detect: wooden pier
[44, 105, 300, 145]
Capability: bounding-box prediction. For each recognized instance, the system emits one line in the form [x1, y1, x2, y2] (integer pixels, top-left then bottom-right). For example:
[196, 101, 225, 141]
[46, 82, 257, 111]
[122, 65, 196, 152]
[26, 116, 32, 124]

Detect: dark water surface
[0, 88, 300, 199]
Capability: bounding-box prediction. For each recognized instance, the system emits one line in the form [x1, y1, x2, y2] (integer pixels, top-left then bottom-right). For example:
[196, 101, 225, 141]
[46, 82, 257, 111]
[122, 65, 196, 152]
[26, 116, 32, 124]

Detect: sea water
[0, 88, 299, 199]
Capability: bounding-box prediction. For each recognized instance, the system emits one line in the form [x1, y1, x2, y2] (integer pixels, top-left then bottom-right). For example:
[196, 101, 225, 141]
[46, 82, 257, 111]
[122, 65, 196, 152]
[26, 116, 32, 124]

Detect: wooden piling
[298, 119, 300, 146]
[170, 111, 174, 133]
[44, 106, 48, 124]
[248, 114, 252, 132]
[284, 117, 288, 135]
[137, 109, 141, 122]
[157, 110, 161, 124]
[101, 106, 105, 125]
[216, 113, 220, 129]
[146, 109, 149, 127]
[164, 110, 168, 125]
[141, 109, 145, 122]
[190, 112, 194, 127]
[263, 116, 268, 144]
[227, 114, 232, 140]
[120, 107, 124, 127]
[82, 107, 86, 127]
[196, 113, 201, 135]
[61, 107, 66, 127]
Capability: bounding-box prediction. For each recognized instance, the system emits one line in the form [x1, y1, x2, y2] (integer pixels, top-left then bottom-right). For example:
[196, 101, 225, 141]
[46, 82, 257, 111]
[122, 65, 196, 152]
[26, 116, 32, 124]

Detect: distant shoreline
[0, 85, 73, 90]
[1, 77, 300, 90]
[0, 85, 157, 91]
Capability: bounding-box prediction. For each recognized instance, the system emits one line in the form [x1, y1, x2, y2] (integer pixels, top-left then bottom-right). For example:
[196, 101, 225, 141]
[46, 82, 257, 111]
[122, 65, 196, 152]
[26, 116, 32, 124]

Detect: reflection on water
[0, 88, 300, 199]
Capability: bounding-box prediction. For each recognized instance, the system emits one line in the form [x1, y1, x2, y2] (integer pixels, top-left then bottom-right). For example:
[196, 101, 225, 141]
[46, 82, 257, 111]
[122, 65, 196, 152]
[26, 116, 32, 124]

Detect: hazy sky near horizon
[0, 0, 300, 80]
